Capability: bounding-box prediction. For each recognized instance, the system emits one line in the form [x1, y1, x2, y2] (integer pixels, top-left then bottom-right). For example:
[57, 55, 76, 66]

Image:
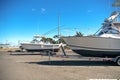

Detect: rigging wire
[42, 27, 81, 36]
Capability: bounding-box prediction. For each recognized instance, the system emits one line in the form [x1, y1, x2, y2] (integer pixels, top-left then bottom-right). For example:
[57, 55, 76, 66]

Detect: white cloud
[87, 10, 92, 13]
[41, 8, 46, 13]
[32, 8, 36, 11]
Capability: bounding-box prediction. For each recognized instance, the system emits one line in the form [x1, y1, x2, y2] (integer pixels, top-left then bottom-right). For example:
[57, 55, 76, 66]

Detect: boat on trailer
[20, 36, 62, 52]
[62, 11, 120, 65]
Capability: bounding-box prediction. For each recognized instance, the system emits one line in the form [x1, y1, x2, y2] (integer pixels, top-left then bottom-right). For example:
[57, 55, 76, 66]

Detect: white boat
[20, 15, 65, 52]
[20, 43, 61, 52]
[62, 11, 120, 58]
[20, 36, 62, 52]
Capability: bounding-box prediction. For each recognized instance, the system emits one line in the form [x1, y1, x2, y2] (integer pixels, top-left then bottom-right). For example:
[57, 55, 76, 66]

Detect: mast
[58, 15, 60, 43]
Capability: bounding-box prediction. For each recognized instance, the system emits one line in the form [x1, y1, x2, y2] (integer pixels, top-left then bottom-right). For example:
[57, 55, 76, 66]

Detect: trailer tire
[116, 58, 120, 66]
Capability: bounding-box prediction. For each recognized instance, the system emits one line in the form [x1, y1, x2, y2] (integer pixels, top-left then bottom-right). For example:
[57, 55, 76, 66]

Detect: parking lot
[0, 51, 120, 80]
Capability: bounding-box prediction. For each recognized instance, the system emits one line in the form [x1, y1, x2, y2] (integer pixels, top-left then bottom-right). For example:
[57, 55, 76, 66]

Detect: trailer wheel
[116, 58, 120, 66]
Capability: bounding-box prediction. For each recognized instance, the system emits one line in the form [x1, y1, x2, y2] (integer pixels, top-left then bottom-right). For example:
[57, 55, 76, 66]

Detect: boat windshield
[97, 27, 119, 36]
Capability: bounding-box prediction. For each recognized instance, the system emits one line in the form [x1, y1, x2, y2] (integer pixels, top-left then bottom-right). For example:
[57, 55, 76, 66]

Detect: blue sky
[0, 0, 117, 45]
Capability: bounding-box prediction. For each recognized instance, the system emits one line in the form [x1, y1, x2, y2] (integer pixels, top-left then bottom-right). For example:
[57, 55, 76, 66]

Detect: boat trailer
[47, 45, 120, 66]
[88, 56, 120, 66]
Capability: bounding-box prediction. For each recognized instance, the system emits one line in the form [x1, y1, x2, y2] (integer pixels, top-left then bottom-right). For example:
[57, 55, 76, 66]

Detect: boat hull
[20, 43, 60, 52]
[73, 49, 120, 58]
[62, 37, 120, 58]
[25, 49, 59, 52]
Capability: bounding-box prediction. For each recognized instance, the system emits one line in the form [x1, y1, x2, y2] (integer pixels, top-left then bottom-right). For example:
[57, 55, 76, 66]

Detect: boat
[20, 15, 65, 52]
[62, 11, 120, 58]
[20, 35, 62, 52]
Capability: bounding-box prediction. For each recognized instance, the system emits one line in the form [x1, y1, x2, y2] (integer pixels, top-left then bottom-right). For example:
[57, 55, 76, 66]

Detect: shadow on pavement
[26, 60, 117, 66]
[10, 53, 42, 56]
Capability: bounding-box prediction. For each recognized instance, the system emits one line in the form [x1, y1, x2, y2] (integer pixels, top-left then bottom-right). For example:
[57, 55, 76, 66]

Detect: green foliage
[75, 32, 84, 37]
[53, 35, 59, 38]
[58, 38, 66, 44]
[40, 37, 53, 43]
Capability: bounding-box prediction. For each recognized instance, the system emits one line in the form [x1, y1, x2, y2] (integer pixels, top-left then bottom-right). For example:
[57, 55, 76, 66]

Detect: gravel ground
[0, 51, 120, 80]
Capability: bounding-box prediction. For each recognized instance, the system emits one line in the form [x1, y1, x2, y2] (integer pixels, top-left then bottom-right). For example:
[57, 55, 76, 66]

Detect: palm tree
[57, 38, 66, 44]
[40, 37, 47, 43]
[46, 38, 53, 43]
[75, 31, 84, 37]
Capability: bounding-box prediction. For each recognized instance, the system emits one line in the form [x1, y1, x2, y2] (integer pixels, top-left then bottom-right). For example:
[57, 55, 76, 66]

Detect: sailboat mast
[58, 15, 60, 43]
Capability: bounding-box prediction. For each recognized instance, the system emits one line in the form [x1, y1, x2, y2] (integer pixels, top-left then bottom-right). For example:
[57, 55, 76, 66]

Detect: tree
[40, 37, 47, 43]
[40, 37, 57, 44]
[31, 39, 39, 43]
[57, 38, 66, 44]
[75, 31, 84, 37]
[53, 35, 59, 38]
[46, 38, 54, 43]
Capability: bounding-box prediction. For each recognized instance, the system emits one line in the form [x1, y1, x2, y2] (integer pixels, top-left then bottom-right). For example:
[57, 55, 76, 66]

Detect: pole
[48, 51, 51, 64]
[58, 15, 60, 44]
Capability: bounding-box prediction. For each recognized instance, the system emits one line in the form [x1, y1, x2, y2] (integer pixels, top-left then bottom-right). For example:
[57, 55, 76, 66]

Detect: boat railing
[41, 44, 60, 48]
